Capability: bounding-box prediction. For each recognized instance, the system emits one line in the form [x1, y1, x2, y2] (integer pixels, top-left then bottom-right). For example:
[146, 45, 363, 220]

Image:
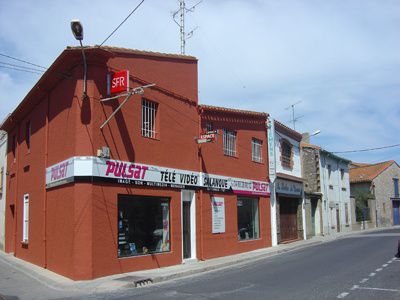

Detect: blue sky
[0, 0, 399, 163]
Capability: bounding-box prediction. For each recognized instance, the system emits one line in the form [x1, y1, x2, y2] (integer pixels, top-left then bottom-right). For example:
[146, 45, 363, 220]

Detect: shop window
[252, 138, 262, 163]
[237, 197, 259, 241]
[280, 139, 292, 169]
[118, 195, 170, 258]
[223, 129, 237, 157]
[22, 194, 29, 243]
[141, 99, 158, 139]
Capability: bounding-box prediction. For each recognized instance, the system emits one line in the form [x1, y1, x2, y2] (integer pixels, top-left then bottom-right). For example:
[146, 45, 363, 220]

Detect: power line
[0, 65, 43, 75]
[0, 53, 48, 70]
[0, 61, 46, 73]
[332, 143, 400, 154]
[99, 0, 146, 47]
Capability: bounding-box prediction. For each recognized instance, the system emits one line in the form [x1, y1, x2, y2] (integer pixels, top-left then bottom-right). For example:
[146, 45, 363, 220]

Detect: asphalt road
[67, 228, 400, 300]
[1, 228, 399, 299]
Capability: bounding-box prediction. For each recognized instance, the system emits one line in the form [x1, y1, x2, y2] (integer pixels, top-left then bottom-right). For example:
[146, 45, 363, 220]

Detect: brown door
[280, 198, 298, 242]
[336, 208, 340, 232]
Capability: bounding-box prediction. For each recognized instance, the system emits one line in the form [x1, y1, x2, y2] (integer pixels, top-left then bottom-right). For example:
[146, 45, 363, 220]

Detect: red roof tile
[199, 105, 268, 118]
[350, 160, 397, 183]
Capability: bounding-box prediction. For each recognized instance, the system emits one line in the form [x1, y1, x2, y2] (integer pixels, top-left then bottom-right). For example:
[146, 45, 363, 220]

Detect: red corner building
[0, 46, 270, 280]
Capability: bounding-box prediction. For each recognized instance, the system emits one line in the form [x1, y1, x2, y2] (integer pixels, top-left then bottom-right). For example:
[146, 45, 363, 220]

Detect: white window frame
[22, 194, 29, 243]
[252, 138, 262, 163]
[223, 129, 237, 157]
[141, 99, 157, 139]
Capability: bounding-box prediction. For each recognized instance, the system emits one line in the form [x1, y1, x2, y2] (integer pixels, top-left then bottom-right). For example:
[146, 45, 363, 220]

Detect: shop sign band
[45, 156, 270, 196]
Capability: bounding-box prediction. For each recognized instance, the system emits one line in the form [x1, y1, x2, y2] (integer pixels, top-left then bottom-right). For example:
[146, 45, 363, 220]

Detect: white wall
[320, 152, 351, 235]
[274, 131, 302, 178]
[0, 131, 7, 251]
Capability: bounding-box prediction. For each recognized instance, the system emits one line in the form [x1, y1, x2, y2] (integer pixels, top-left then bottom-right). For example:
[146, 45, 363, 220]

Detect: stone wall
[373, 163, 400, 227]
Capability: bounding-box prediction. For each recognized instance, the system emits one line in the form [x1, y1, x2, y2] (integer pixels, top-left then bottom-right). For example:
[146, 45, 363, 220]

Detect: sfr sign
[108, 70, 129, 94]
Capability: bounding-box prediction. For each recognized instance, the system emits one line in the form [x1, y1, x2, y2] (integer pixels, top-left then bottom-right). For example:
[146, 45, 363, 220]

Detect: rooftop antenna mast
[173, 0, 202, 54]
[285, 101, 303, 131]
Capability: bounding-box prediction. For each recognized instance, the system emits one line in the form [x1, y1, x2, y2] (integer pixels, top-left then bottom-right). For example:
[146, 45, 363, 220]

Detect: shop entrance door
[311, 199, 317, 236]
[181, 190, 196, 261]
[280, 197, 299, 242]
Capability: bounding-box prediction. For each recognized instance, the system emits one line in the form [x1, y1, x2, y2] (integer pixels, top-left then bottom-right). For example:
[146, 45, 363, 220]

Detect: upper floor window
[223, 129, 237, 157]
[11, 135, 16, 162]
[25, 121, 31, 151]
[280, 139, 292, 169]
[205, 122, 213, 132]
[252, 138, 262, 163]
[141, 99, 158, 139]
[328, 164, 332, 179]
[394, 178, 399, 198]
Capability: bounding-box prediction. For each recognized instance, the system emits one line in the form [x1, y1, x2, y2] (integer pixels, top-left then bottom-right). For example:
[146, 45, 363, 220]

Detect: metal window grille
[281, 140, 292, 167]
[223, 129, 237, 156]
[206, 122, 213, 132]
[252, 139, 262, 163]
[141, 99, 157, 138]
[23, 194, 29, 242]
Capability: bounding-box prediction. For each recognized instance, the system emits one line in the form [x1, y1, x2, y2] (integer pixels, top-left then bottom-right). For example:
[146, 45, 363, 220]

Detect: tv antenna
[172, 0, 202, 54]
[285, 101, 303, 130]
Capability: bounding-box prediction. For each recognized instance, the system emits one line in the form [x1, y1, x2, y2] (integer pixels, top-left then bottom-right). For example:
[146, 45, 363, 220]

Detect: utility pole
[173, 0, 202, 55]
[285, 101, 303, 130]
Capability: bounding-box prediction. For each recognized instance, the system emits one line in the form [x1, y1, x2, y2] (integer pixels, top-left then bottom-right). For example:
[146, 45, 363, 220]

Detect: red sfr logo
[110, 70, 129, 94]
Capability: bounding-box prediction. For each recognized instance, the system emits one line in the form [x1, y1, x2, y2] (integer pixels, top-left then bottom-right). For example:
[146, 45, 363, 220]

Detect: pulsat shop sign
[45, 156, 270, 196]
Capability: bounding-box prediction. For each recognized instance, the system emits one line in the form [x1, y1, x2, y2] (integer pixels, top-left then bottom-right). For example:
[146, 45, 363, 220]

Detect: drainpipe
[43, 95, 50, 268]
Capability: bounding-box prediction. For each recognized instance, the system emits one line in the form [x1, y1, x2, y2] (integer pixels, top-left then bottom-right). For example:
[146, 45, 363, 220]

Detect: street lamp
[70, 19, 87, 100]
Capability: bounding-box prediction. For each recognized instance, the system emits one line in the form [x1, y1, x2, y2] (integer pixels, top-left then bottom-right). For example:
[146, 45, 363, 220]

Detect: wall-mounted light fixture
[70, 19, 88, 100]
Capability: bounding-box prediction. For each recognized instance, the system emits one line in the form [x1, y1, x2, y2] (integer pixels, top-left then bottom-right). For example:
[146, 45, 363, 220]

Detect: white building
[268, 119, 306, 246]
[319, 149, 352, 234]
[0, 130, 7, 250]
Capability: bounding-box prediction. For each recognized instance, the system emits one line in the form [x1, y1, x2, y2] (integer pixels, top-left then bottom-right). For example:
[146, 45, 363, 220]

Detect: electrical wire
[98, 0, 146, 47]
[332, 143, 400, 154]
[0, 53, 48, 70]
[0, 65, 43, 75]
[0, 61, 45, 73]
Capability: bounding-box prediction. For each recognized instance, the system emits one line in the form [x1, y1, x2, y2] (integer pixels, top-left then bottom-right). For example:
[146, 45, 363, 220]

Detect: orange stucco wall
[4, 48, 271, 280]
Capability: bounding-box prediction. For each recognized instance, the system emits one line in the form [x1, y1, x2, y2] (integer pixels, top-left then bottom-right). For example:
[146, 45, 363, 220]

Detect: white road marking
[382, 264, 388, 267]
[369, 272, 376, 277]
[357, 286, 400, 292]
[360, 278, 369, 284]
[350, 285, 359, 291]
[375, 268, 383, 272]
[337, 292, 349, 298]
[387, 260, 393, 264]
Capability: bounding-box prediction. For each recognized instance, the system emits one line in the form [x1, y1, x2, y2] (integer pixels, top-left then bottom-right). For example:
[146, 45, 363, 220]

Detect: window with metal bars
[223, 129, 237, 156]
[280, 139, 292, 168]
[141, 99, 158, 139]
[252, 138, 262, 163]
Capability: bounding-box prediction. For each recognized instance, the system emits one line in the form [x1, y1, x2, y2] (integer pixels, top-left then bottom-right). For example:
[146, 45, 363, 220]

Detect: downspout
[198, 108, 204, 260]
[43, 95, 50, 268]
[14, 123, 20, 255]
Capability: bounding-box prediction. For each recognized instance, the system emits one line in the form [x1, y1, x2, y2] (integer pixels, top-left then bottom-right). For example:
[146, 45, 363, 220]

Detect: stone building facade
[350, 161, 400, 228]
[301, 143, 351, 237]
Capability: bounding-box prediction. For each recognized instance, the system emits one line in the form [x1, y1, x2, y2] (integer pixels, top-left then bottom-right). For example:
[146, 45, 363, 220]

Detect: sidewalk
[0, 226, 390, 295]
